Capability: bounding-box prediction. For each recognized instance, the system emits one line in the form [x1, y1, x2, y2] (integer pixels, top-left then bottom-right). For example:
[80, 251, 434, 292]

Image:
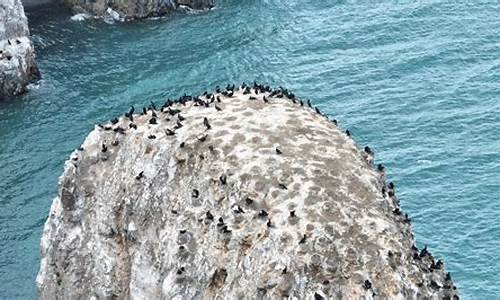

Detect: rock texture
[64, 0, 215, 20]
[37, 84, 460, 299]
[0, 0, 40, 99]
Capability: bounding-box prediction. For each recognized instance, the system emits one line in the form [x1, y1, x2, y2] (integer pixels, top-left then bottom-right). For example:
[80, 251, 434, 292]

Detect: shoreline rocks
[0, 0, 40, 99]
[37, 84, 459, 299]
[63, 0, 215, 21]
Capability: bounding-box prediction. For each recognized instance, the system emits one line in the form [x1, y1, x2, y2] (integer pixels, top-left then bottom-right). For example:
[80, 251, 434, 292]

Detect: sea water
[1, 0, 499, 298]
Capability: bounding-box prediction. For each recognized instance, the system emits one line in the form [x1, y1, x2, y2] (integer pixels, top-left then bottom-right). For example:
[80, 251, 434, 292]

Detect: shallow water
[1, 0, 500, 298]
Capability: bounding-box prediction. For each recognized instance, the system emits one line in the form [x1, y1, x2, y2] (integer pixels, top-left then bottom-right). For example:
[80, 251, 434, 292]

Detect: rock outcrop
[0, 0, 40, 99]
[37, 84, 459, 299]
[64, 0, 214, 20]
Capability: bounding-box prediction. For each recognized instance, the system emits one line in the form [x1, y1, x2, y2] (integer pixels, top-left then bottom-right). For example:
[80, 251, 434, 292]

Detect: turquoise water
[1, 0, 499, 298]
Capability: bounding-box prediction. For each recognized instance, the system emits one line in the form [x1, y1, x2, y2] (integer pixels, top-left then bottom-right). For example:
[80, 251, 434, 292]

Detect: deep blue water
[1, 0, 499, 298]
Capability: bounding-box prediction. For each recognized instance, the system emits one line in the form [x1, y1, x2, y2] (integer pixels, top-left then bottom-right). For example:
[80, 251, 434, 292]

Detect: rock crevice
[37, 84, 459, 299]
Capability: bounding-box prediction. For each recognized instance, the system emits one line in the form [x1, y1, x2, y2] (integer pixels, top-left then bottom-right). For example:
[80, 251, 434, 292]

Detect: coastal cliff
[37, 84, 459, 299]
[0, 0, 40, 99]
[63, 0, 214, 20]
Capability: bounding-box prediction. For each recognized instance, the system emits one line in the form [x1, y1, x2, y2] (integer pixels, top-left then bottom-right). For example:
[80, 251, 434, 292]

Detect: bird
[148, 134, 156, 139]
[174, 120, 183, 129]
[178, 114, 185, 121]
[267, 219, 273, 228]
[299, 100, 304, 106]
[111, 118, 119, 125]
[263, 96, 269, 103]
[245, 197, 254, 206]
[203, 117, 211, 130]
[377, 164, 385, 172]
[345, 130, 351, 137]
[192, 189, 199, 198]
[275, 148, 282, 155]
[282, 267, 287, 274]
[219, 175, 227, 185]
[16, 39, 21, 45]
[215, 104, 222, 111]
[101, 143, 108, 153]
[149, 117, 158, 125]
[7, 40, 11, 46]
[307, 99, 312, 107]
[198, 134, 207, 142]
[420, 246, 429, 258]
[232, 204, 245, 214]
[258, 210, 268, 217]
[165, 129, 175, 136]
[315, 107, 321, 114]
[129, 123, 137, 130]
[290, 210, 296, 218]
[363, 280, 372, 290]
[314, 293, 325, 300]
[179, 142, 185, 148]
[135, 171, 144, 180]
[299, 234, 307, 244]
[364, 146, 373, 155]
[206, 211, 214, 220]
[279, 183, 288, 190]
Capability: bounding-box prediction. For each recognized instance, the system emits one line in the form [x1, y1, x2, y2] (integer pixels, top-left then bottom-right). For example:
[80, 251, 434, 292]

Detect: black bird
[148, 134, 156, 139]
[166, 129, 175, 136]
[388, 182, 395, 190]
[420, 246, 429, 258]
[203, 117, 211, 130]
[315, 107, 321, 114]
[77, 147, 84, 151]
[279, 183, 288, 190]
[267, 219, 273, 228]
[198, 134, 207, 142]
[314, 293, 325, 300]
[192, 189, 199, 198]
[300, 100, 304, 106]
[245, 197, 253, 206]
[290, 210, 296, 218]
[215, 104, 222, 111]
[142, 107, 147, 115]
[377, 164, 385, 172]
[393, 208, 401, 215]
[111, 118, 119, 125]
[331, 119, 338, 126]
[206, 211, 214, 220]
[276, 148, 282, 155]
[178, 114, 185, 121]
[101, 143, 107, 153]
[175, 120, 183, 129]
[232, 204, 245, 214]
[263, 96, 269, 103]
[299, 234, 307, 244]
[129, 123, 137, 130]
[16, 39, 21, 45]
[307, 99, 312, 107]
[180, 142, 185, 148]
[127, 105, 134, 117]
[216, 96, 221, 102]
[282, 267, 287, 274]
[258, 210, 268, 217]
[149, 117, 158, 125]
[176, 267, 185, 275]
[114, 127, 126, 134]
[7, 40, 11, 46]
[346, 130, 351, 137]
[363, 280, 372, 290]
[135, 171, 144, 180]
[220, 175, 227, 185]
[364, 146, 372, 154]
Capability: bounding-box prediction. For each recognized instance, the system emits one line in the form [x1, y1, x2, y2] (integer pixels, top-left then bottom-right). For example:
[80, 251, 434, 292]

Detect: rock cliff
[63, 0, 214, 20]
[0, 0, 40, 99]
[37, 84, 459, 299]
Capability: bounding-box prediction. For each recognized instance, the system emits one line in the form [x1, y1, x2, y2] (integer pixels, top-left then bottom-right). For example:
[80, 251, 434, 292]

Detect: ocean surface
[1, 0, 499, 298]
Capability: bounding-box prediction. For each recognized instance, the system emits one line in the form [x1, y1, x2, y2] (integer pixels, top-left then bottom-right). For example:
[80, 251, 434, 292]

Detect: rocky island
[37, 84, 459, 299]
[0, 0, 39, 99]
[63, 0, 215, 20]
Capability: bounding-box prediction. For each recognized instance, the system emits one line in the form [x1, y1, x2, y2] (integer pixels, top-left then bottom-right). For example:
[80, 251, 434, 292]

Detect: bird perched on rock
[276, 148, 282, 155]
[203, 117, 211, 130]
[135, 171, 144, 180]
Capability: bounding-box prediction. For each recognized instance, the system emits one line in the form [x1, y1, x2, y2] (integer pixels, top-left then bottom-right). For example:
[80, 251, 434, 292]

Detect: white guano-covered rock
[0, 0, 40, 99]
[37, 85, 459, 299]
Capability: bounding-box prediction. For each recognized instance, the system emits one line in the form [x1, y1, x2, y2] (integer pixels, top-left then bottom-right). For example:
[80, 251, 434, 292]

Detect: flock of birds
[73, 82, 457, 298]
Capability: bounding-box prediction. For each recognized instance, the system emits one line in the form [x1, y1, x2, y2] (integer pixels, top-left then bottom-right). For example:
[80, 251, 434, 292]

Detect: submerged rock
[0, 0, 40, 99]
[37, 85, 459, 299]
[63, 0, 215, 20]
